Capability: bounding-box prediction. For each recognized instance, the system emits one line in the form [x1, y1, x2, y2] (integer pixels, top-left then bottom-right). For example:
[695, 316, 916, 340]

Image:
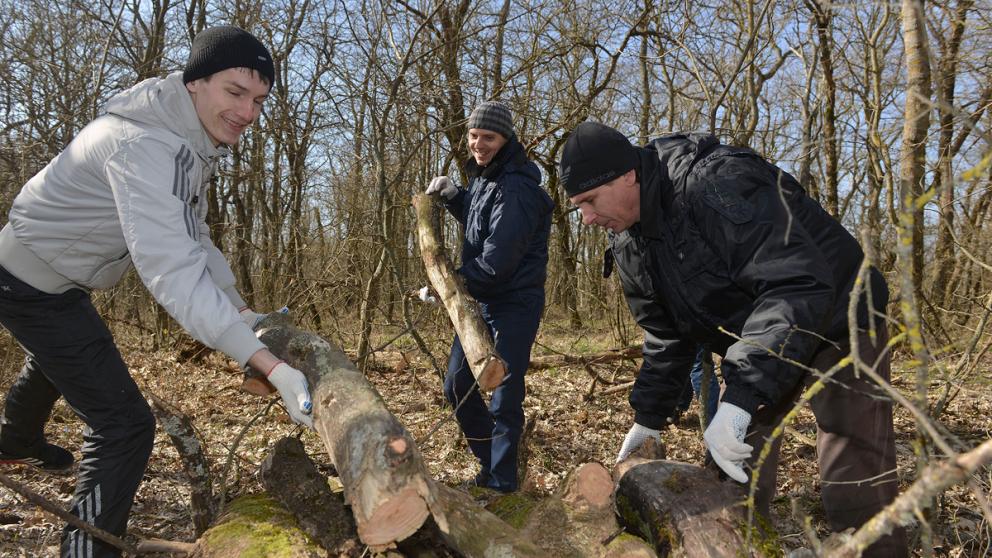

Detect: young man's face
[186, 68, 270, 146]
[568, 169, 640, 232]
[468, 128, 508, 167]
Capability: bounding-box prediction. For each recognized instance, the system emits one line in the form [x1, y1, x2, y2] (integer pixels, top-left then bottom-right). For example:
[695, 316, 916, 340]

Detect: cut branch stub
[412, 193, 507, 391]
[253, 313, 438, 548]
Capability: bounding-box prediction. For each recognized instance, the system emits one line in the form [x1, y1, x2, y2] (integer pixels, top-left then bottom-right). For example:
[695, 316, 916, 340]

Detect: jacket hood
[104, 71, 225, 159]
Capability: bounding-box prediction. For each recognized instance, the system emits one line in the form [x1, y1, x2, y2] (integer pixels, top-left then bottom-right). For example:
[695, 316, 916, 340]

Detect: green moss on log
[200, 494, 323, 558]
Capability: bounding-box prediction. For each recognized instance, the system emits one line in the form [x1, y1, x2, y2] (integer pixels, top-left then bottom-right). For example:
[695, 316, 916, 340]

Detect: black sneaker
[0, 442, 74, 474]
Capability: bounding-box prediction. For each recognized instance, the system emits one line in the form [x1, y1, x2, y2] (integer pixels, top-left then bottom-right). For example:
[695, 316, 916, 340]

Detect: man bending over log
[422, 101, 554, 493]
[0, 26, 312, 557]
[559, 121, 907, 557]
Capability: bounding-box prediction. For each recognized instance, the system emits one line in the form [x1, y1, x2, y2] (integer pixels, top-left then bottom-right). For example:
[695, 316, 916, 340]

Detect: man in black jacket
[559, 121, 905, 556]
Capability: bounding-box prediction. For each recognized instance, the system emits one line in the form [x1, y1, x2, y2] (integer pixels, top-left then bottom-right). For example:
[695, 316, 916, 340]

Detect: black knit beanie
[183, 26, 275, 89]
[559, 121, 639, 197]
[467, 101, 515, 140]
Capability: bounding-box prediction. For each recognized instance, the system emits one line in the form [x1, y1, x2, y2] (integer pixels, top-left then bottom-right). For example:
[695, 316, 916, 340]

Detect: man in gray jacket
[0, 26, 312, 557]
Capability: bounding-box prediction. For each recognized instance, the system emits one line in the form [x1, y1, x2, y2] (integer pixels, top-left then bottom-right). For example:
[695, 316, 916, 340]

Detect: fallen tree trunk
[614, 457, 776, 557]
[259, 437, 359, 555]
[190, 494, 324, 558]
[412, 192, 506, 391]
[527, 347, 642, 371]
[250, 313, 440, 549]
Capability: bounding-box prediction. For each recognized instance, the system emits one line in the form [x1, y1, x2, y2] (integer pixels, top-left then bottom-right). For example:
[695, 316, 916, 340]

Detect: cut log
[259, 437, 359, 555]
[190, 494, 324, 558]
[614, 457, 778, 557]
[521, 462, 657, 558]
[249, 313, 439, 549]
[412, 192, 507, 391]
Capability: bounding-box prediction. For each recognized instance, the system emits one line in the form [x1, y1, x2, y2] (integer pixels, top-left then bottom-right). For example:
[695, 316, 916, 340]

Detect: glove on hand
[426, 176, 457, 200]
[239, 307, 265, 330]
[703, 402, 753, 483]
[267, 362, 314, 429]
[418, 286, 439, 305]
[616, 423, 662, 463]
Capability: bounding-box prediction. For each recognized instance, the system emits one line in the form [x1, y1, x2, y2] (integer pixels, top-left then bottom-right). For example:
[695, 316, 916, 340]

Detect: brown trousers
[745, 328, 908, 557]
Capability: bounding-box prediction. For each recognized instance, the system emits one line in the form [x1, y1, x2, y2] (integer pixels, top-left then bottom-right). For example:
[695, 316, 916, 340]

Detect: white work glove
[616, 423, 662, 463]
[703, 402, 753, 483]
[417, 286, 439, 305]
[239, 307, 265, 330]
[426, 176, 458, 200]
[267, 362, 314, 429]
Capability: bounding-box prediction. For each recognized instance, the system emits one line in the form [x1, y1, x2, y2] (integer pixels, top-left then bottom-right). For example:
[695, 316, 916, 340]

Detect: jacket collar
[465, 137, 527, 181]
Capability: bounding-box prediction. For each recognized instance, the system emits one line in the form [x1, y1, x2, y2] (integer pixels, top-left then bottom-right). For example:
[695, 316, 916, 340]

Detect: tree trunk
[412, 192, 507, 391]
[614, 458, 773, 557]
[252, 314, 438, 549]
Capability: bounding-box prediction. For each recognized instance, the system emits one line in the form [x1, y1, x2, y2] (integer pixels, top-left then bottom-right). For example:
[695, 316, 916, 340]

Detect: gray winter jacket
[0, 72, 265, 366]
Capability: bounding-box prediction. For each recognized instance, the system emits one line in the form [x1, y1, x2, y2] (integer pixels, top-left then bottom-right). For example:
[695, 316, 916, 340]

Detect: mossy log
[259, 437, 359, 555]
[190, 494, 324, 558]
[429, 483, 544, 557]
[614, 458, 775, 557]
[248, 314, 439, 549]
[412, 192, 506, 391]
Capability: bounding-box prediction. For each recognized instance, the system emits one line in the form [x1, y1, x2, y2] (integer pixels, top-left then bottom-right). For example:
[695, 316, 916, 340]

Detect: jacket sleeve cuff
[223, 286, 247, 310]
[719, 387, 763, 416]
[213, 321, 267, 367]
[633, 410, 668, 431]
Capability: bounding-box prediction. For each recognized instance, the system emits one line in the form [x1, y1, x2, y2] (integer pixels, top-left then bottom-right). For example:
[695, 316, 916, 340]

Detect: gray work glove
[702, 402, 753, 483]
[426, 176, 458, 200]
[267, 362, 314, 429]
[616, 422, 662, 463]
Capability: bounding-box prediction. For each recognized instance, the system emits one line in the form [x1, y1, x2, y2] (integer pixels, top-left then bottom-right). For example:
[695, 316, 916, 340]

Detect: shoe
[458, 470, 493, 491]
[0, 442, 74, 474]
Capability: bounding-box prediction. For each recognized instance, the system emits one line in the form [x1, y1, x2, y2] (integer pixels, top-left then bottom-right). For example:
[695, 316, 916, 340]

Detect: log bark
[614, 458, 776, 557]
[412, 192, 506, 391]
[251, 313, 439, 549]
[259, 437, 359, 555]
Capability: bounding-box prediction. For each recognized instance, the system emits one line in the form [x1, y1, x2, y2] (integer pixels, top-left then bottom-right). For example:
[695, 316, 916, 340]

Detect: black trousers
[0, 266, 155, 558]
[746, 327, 907, 557]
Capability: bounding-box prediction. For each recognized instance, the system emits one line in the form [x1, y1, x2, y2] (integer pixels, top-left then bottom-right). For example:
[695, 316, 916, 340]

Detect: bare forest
[0, 0, 990, 556]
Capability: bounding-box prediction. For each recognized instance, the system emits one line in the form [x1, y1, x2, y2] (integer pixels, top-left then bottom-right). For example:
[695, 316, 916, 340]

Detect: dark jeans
[0, 266, 155, 558]
[443, 293, 543, 492]
[677, 346, 719, 422]
[746, 327, 907, 557]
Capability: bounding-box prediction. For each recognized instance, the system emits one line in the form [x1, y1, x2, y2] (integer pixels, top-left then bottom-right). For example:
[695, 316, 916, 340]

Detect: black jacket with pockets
[610, 133, 887, 429]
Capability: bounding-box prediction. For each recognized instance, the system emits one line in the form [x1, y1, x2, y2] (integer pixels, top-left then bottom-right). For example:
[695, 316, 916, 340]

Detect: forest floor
[0, 318, 989, 557]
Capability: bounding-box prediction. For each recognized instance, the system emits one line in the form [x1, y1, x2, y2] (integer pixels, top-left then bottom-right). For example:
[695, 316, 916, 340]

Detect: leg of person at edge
[0, 26, 314, 558]
[560, 121, 907, 557]
[674, 346, 720, 425]
[423, 101, 554, 493]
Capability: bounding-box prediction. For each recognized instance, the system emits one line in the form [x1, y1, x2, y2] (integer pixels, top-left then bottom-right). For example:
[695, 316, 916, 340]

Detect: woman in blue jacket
[425, 101, 553, 492]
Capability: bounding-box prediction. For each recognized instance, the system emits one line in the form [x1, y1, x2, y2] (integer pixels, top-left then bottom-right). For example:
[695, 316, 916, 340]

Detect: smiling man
[0, 26, 312, 557]
[423, 101, 553, 493]
[560, 121, 905, 556]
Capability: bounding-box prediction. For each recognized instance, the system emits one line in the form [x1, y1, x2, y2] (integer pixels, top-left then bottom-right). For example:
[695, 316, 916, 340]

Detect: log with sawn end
[249, 313, 442, 549]
[412, 192, 507, 391]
